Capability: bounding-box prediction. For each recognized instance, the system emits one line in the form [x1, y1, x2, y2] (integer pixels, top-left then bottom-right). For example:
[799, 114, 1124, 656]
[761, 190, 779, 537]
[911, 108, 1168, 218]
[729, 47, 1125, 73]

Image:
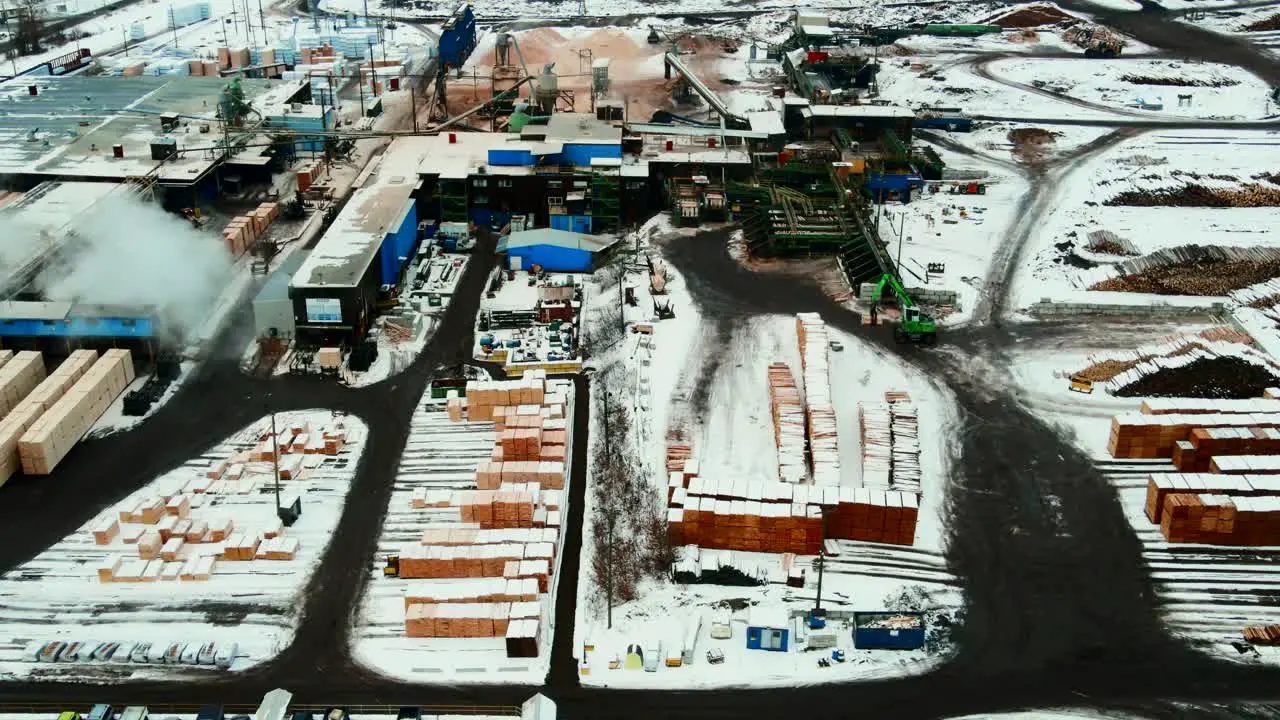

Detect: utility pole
[170, 4, 178, 48]
[270, 407, 281, 514]
[618, 273, 624, 331]
[258, 0, 265, 42]
[812, 506, 828, 623]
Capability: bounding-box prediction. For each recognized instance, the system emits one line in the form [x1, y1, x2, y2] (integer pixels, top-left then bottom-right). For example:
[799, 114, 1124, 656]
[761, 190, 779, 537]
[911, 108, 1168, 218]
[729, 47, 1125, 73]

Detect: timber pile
[1069, 331, 1255, 384]
[1120, 74, 1238, 87]
[889, 394, 922, 494]
[1229, 278, 1280, 312]
[1086, 245, 1280, 296]
[1241, 13, 1280, 31]
[1113, 356, 1280, 400]
[1108, 412, 1280, 458]
[1105, 183, 1280, 208]
[984, 3, 1076, 28]
[797, 313, 840, 486]
[859, 403, 892, 489]
[1086, 229, 1139, 256]
[1244, 624, 1280, 644]
[767, 363, 807, 483]
[1161, 493, 1280, 544]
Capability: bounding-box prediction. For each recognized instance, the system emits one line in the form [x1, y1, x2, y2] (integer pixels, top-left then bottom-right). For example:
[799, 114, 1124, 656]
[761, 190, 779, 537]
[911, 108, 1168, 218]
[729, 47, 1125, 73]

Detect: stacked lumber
[505, 617, 540, 658]
[447, 390, 464, 421]
[397, 543, 530, 579]
[459, 374, 547, 422]
[768, 363, 807, 483]
[256, 536, 300, 560]
[402, 577, 539, 606]
[1108, 412, 1280, 458]
[825, 489, 919, 545]
[859, 403, 892, 489]
[19, 350, 134, 475]
[889, 395, 922, 493]
[504, 558, 551, 592]
[1143, 473, 1266, 523]
[0, 350, 46, 418]
[1211, 455, 1280, 474]
[99, 555, 215, 583]
[405, 602, 514, 638]
[671, 496, 823, 554]
[418, 526, 559, 548]
[667, 445, 693, 473]
[1173, 427, 1280, 471]
[1244, 624, 1280, 645]
[219, 533, 262, 561]
[450, 489, 537, 528]
[1142, 398, 1280, 415]
[796, 313, 840, 485]
[1158, 493, 1280, 544]
[475, 460, 566, 489]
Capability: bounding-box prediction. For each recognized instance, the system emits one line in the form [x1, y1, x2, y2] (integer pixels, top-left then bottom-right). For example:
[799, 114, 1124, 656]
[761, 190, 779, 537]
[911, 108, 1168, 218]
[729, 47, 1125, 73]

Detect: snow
[350, 382, 576, 684]
[1008, 128, 1280, 313]
[987, 57, 1276, 120]
[569, 217, 962, 687]
[1009, 339, 1280, 665]
[0, 410, 367, 681]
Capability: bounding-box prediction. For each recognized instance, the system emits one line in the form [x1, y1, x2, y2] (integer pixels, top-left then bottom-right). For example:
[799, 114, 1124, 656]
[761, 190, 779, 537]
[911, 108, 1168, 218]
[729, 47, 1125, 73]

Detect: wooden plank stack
[396, 543, 527, 579]
[402, 577, 539, 606]
[825, 488, 919, 545]
[19, 350, 134, 475]
[1211, 455, 1280, 474]
[796, 313, 841, 486]
[0, 351, 47, 418]
[405, 602, 513, 638]
[859, 403, 892, 489]
[460, 374, 548, 422]
[505, 618, 540, 657]
[889, 394, 922, 493]
[1244, 624, 1280, 645]
[767, 363, 806, 483]
[1173, 427, 1280, 471]
[1109, 411, 1280, 458]
[1160, 494, 1280, 544]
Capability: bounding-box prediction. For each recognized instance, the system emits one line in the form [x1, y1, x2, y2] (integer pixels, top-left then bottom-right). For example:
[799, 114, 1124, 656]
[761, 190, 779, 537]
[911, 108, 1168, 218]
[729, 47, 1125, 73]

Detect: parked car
[196, 643, 217, 666]
[163, 643, 185, 664]
[92, 643, 119, 662]
[180, 644, 200, 665]
[214, 643, 238, 668]
[36, 641, 66, 663]
[58, 642, 83, 662]
[88, 704, 114, 720]
[194, 703, 223, 720]
[706, 647, 725, 664]
[112, 643, 137, 664]
[129, 643, 152, 663]
[146, 644, 168, 664]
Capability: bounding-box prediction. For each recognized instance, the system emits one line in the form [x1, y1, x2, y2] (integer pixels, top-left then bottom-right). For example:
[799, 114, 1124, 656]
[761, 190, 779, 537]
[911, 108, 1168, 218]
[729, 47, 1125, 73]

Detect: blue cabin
[496, 228, 617, 273]
[745, 609, 790, 652]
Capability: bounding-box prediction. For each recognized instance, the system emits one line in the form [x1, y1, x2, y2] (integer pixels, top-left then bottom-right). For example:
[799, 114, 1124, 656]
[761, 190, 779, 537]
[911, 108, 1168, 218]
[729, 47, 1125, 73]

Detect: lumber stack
[1160, 493, 1280, 544]
[1108, 412, 1280, 458]
[396, 543, 527, 579]
[859, 403, 892, 488]
[1210, 455, 1280, 474]
[505, 617, 540, 658]
[460, 374, 547, 423]
[889, 394, 922, 493]
[0, 350, 46, 418]
[402, 577, 539, 606]
[1244, 624, 1280, 645]
[19, 350, 134, 475]
[768, 363, 807, 483]
[1173, 427, 1280, 471]
[405, 602, 513, 638]
[825, 489, 919, 545]
[1143, 473, 1268, 523]
[796, 313, 840, 485]
[671, 497, 823, 554]
[452, 489, 537, 528]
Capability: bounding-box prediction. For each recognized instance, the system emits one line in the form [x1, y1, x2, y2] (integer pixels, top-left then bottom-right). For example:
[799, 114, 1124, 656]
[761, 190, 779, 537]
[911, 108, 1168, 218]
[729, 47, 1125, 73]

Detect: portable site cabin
[746, 608, 791, 652]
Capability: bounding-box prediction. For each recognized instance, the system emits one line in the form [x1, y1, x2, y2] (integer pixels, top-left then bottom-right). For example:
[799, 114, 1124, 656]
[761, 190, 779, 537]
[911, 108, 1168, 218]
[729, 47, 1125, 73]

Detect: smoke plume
[37, 194, 233, 343]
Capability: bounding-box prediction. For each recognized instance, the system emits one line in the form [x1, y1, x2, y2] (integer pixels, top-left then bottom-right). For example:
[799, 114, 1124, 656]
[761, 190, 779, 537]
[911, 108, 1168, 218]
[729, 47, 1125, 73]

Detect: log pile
[1105, 183, 1280, 208]
[1119, 74, 1238, 87]
[1113, 357, 1280, 400]
[1241, 13, 1280, 31]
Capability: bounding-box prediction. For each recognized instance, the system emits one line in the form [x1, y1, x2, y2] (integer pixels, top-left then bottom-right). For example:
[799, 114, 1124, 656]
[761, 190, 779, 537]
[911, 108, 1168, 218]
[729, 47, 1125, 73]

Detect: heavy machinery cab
[872, 273, 937, 344]
[384, 554, 400, 577]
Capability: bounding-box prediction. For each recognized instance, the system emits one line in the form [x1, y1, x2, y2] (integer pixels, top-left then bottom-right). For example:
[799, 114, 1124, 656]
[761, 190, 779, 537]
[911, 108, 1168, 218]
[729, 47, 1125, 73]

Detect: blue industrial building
[264, 104, 335, 153]
[496, 229, 617, 272]
[438, 3, 476, 68]
[745, 609, 791, 652]
[0, 301, 159, 345]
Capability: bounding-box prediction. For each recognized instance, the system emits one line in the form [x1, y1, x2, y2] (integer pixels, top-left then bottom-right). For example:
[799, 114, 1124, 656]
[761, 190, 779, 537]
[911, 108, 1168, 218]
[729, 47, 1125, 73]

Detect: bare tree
[12, 0, 45, 57]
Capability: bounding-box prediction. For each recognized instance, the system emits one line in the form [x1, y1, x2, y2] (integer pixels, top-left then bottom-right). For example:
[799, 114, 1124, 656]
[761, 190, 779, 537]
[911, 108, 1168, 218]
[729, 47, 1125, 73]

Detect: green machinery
[870, 273, 937, 344]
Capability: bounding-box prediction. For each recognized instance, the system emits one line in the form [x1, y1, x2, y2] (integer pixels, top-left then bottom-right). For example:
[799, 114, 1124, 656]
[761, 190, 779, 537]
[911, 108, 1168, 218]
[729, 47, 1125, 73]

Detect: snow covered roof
[748, 606, 791, 629]
[417, 132, 534, 179]
[625, 123, 769, 139]
[291, 136, 432, 289]
[800, 104, 916, 119]
[534, 113, 622, 145]
[746, 110, 786, 136]
[497, 228, 619, 254]
[650, 149, 752, 165]
[799, 24, 835, 37]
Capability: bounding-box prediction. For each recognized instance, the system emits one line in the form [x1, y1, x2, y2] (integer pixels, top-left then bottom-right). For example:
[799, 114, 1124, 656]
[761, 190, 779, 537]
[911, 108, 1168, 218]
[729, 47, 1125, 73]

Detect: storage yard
[2, 0, 1280, 710]
[0, 410, 366, 680]
[352, 374, 574, 683]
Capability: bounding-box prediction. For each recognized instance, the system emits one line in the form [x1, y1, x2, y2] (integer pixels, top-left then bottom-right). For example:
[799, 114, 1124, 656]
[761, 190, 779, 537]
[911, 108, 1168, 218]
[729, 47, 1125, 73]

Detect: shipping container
[852, 611, 925, 650]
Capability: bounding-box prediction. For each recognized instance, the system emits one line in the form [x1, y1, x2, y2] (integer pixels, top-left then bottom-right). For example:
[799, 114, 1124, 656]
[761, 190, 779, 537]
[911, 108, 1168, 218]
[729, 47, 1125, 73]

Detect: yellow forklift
[383, 554, 400, 577]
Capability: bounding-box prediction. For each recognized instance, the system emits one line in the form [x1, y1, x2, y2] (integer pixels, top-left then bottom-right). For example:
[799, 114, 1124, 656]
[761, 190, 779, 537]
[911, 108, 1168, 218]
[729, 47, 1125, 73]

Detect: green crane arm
[873, 273, 915, 308]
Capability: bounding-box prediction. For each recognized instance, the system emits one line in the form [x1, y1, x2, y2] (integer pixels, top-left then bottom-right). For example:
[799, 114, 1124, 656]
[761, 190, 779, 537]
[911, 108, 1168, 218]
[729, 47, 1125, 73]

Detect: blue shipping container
[852, 612, 925, 650]
[745, 625, 790, 652]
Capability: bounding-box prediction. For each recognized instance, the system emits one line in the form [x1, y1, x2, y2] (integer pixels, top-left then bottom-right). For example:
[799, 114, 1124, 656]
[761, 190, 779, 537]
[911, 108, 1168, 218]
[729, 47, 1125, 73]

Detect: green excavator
[870, 273, 937, 345]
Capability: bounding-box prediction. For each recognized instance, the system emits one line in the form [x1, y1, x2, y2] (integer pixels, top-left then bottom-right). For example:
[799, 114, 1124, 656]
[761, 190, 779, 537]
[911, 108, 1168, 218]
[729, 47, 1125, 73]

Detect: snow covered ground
[351, 382, 575, 684]
[1179, 5, 1280, 59]
[1008, 128, 1280, 312]
[0, 410, 366, 682]
[569, 218, 962, 688]
[1009, 340, 1280, 665]
[987, 57, 1276, 120]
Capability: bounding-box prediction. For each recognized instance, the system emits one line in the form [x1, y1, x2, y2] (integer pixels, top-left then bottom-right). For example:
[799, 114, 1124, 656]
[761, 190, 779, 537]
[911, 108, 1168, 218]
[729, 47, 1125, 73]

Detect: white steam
[38, 195, 233, 342]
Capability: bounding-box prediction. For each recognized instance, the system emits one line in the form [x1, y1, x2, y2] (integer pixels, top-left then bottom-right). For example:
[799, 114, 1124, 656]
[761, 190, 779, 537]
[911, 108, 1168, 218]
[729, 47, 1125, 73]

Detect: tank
[535, 66, 558, 114]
